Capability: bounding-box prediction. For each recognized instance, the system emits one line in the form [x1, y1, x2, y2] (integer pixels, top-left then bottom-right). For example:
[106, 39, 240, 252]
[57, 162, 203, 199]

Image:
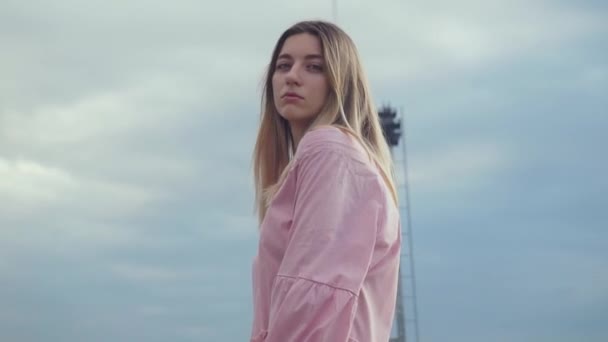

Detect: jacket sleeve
[264, 146, 382, 342]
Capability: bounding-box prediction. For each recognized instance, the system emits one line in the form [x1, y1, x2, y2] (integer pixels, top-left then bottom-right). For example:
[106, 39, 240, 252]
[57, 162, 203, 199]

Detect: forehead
[278, 33, 323, 59]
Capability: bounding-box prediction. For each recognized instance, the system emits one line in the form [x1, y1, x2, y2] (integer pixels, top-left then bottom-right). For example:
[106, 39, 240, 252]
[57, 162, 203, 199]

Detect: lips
[282, 92, 303, 99]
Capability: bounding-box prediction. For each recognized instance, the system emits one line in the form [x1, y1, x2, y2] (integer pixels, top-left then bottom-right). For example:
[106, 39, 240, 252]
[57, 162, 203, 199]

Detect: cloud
[399, 141, 512, 191]
[343, 0, 607, 84]
[0, 156, 159, 219]
[0, 0, 606, 341]
[109, 262, 186, 282]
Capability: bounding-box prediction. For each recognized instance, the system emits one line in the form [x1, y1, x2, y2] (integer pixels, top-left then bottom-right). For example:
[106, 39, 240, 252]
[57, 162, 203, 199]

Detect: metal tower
[379, 105, 420, 342]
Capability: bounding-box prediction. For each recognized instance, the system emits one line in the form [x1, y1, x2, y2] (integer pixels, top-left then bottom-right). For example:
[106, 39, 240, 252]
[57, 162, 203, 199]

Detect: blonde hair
[252, 20, 398, 223]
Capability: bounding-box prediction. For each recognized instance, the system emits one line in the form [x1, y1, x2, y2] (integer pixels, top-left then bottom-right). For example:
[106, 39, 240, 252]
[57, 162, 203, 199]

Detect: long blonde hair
[252, 20, 398, 223]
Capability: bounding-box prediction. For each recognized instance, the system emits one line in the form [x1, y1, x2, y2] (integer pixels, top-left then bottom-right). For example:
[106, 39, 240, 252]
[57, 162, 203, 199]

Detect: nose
[285, 63, 301, 86]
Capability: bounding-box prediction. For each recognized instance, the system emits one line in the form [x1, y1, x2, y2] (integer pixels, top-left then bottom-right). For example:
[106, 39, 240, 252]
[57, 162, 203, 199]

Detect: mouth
[282, 93, 303, 99]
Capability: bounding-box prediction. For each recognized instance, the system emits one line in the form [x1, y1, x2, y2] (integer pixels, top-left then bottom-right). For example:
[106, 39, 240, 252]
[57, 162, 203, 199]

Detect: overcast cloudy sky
[1, 0, 606, 341]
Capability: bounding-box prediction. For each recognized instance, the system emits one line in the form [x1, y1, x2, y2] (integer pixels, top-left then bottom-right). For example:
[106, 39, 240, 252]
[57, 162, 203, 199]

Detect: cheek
[271, 76, 281, 102]
[271, 73, 279, 88]
[313, 79, 329, 105]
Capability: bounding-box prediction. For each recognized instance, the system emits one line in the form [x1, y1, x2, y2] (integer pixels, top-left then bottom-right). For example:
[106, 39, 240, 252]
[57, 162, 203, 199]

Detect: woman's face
[272, 33, 329, 130]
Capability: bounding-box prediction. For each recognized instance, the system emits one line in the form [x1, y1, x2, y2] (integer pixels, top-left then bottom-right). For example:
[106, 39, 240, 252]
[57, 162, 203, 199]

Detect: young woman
[251, 20, 401, 342]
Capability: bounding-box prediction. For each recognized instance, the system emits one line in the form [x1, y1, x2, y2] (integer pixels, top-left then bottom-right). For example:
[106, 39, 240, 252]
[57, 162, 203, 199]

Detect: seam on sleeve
[292, 148, 374, 211]
[295, 147, 371, 179]
[298, 145, 366, 165]
[274, 274, 359, 298]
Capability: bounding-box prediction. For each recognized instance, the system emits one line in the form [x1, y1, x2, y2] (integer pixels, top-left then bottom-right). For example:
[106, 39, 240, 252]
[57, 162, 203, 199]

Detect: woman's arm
[265, 145, 382, 342]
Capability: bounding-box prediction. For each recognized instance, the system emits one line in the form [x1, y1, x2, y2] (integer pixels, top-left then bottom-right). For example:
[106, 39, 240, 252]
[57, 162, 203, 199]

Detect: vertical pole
[401, 108, 420, 342]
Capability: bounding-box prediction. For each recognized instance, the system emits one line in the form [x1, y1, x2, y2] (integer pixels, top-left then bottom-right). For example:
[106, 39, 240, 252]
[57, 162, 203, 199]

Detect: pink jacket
[251, 126, 401, 342]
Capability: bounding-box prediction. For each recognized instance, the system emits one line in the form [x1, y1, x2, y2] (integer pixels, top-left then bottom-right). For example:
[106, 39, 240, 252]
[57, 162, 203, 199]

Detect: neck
[290, 125, 304, 151]
[289, 120, 313, 152]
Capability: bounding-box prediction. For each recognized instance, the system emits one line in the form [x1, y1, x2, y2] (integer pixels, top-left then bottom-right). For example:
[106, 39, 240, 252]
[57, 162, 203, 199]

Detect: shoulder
[290, 126, 395, 213]
[295, 125, 369, 164]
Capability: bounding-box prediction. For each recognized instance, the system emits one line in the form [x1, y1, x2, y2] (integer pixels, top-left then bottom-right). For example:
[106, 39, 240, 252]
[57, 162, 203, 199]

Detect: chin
[278, 108, 316, 123]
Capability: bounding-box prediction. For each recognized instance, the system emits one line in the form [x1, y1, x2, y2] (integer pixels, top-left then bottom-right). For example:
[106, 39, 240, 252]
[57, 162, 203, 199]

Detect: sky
[0, 0, 606, 341]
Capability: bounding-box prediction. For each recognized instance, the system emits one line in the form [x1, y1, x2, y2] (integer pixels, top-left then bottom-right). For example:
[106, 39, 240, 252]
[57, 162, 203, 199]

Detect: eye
[275, 63, 291, 71]
[307, 64, 324, 72]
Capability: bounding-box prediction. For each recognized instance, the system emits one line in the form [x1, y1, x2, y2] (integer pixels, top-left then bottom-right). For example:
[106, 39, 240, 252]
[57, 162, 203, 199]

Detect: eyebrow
[277, 53, 323, 61]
